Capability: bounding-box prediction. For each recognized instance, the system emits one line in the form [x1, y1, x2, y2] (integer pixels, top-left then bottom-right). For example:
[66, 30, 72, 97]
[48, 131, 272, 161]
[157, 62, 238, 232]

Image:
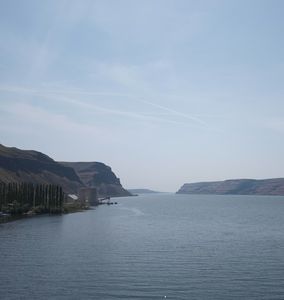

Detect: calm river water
[1, 193, 284, 299]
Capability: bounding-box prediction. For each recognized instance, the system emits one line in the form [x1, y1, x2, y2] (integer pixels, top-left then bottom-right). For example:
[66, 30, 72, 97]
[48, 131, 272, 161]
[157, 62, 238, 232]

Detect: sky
[0, 0, 284, 192]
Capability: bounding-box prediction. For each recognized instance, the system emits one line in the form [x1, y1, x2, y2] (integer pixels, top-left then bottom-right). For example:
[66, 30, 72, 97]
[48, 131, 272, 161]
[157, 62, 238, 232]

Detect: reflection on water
[117, 205, 145, 216]
[1, 194, 284, 299]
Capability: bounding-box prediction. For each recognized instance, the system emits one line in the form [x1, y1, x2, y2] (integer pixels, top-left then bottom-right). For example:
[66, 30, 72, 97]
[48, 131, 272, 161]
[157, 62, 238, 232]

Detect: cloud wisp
[0, 85, 213, 129]
[137, 98, 209, 127]
[0, 101, 123, 146]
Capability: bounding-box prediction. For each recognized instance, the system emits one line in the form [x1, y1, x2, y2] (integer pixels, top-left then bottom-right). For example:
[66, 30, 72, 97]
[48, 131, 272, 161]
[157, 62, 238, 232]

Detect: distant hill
[60, 162, 132, 198]
[0, 144, 82, 193]
[128, 189, 160, 194]
[177, 178, 284, 196]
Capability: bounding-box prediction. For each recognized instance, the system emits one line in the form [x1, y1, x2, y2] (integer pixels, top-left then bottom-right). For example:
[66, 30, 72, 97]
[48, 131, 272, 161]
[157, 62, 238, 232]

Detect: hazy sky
[0, 0, 284, 192]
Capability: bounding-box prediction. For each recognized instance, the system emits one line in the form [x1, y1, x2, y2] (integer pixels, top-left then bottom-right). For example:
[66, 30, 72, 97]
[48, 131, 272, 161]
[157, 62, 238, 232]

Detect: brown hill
[0, 144, 83, 193]
[177, 178, 284, 196]
[60, 162, 132, 197]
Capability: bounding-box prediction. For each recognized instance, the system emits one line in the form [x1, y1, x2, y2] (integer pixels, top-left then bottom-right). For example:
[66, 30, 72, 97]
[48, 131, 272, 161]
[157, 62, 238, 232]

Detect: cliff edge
[177, 178, 284, 195]
[60, 162, 132, 197]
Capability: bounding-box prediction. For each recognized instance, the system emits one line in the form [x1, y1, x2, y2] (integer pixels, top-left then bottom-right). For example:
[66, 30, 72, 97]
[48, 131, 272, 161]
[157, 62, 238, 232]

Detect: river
[1, 193, 284, 299]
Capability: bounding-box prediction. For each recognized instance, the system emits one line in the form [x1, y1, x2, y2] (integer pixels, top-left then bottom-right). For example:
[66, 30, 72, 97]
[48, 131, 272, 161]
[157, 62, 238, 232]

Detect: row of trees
[0, 182, 64, 215]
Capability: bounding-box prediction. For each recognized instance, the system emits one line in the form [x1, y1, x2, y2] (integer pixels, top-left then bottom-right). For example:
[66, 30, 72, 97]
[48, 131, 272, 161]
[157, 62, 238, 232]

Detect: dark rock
[0, 144, 82, 193]
[60, 162, 132, 198]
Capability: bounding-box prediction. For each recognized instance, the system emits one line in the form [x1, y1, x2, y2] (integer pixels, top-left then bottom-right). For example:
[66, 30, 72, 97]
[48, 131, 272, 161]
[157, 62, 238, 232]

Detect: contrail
[36, 92, 198, 127]
[137, 98, 209, 127]
[0, 85, 212, 129]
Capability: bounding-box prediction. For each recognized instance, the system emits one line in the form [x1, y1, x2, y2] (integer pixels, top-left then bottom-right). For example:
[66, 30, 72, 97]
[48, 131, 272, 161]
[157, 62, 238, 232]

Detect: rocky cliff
[0, 144, 83, 193]
[0, 145, 131, 197]
[60, 162, 132, 197]
[177, 178, 284, 195]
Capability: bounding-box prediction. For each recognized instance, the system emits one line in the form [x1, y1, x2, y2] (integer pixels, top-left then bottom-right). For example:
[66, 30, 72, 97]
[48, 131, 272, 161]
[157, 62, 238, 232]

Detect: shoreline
[0, 204, 91, 225]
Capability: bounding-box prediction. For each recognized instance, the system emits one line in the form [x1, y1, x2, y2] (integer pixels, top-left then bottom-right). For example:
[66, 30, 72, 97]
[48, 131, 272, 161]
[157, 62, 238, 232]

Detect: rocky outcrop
[60, 162, 132, 198]
[0, 144, 83, 193]
[177, 178, 284, 195]
[0, 144, 131, 198]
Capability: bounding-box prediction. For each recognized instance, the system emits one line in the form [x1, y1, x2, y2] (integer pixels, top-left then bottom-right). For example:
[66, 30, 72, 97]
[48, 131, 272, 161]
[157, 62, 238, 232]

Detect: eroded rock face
[0, 144, 83, 193]
[60, 162, 132, 197]
[0, 144, 131, 197]
[177, 178, 284, 195]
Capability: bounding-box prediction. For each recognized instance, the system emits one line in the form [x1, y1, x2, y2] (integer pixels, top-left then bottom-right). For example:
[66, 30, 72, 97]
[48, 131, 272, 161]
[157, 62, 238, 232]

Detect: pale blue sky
[0, 0, 284, 191]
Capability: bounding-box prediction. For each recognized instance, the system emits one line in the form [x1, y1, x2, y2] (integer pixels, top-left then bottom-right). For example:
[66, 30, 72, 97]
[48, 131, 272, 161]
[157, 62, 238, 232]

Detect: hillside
[60, 162, 132, 197]
[177, 178, 284, 196]
[0, 144, 83, 193]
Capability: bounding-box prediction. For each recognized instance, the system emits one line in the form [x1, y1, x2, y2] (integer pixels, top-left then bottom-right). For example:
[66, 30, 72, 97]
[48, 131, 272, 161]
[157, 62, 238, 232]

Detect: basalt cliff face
[0, 144, 83, 193]
[0, 144, 131, 197]
[60, 162, 132, 198]
[177, 178, 284, 196]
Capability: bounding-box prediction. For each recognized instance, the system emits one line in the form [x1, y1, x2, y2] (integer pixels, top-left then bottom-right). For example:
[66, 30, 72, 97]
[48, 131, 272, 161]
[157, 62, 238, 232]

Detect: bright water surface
[1, 193, 284, 299]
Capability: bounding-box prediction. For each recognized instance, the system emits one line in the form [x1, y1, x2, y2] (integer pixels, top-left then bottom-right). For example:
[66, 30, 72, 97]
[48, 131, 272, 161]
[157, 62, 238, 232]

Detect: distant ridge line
[177, 178, 284, 196]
